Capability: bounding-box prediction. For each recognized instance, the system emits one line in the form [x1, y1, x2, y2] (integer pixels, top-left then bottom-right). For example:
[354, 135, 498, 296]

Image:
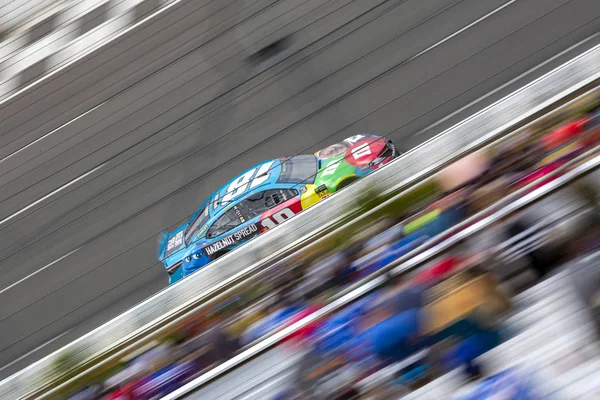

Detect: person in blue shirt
[316, 285, 429, 386]
[362, 307, 424, 364]
[351, 283, 499, 381]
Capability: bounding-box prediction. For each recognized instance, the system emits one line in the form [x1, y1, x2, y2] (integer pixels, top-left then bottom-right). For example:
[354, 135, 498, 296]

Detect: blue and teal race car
[157, 134, 398, 284]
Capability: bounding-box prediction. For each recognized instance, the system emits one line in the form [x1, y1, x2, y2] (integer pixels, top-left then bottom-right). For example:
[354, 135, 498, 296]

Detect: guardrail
[164, 143, 600, 400]
[1, 43, 600, 400]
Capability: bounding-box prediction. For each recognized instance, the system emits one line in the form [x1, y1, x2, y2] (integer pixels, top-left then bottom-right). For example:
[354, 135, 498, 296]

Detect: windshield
[184, 206, 210, 245]
[278, 155, 318, 184]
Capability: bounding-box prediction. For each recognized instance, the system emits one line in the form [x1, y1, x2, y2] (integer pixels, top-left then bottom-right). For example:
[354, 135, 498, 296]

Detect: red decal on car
[258, 198, 302, 233]
[345, 138, 387, 167]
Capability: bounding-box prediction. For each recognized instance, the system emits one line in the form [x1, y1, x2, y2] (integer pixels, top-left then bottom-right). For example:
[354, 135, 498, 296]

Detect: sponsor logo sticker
[202, 224, 258, 257]
[166, 231, 184, 252]
[196, 224, 209, 239]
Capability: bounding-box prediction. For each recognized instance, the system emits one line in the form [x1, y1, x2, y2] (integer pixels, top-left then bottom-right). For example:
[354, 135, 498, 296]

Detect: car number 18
[220, 161, 275, 207]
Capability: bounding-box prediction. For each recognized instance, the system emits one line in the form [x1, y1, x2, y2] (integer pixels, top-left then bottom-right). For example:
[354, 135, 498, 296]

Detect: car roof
[186, 135, 388, 225]
[204, 158, 283, 218]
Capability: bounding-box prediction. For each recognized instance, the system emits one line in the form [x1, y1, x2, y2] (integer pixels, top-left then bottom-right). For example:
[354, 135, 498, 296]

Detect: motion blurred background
[1, 0, 600, 399]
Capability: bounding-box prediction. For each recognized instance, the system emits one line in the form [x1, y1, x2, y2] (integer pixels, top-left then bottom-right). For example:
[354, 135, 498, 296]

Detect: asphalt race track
[1, 0, 600, 378]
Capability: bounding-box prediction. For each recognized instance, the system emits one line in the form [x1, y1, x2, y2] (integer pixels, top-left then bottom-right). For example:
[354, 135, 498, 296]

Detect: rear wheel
[213, 249, 230, 260]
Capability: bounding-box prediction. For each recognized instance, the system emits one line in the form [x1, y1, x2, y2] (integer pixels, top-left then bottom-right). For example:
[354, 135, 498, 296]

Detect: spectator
[435, 309, 501, 380]
[68, 384, 104, 400]
[413, 257, 462, 287]
[328, 243, 363, 291]
[281, 301, 322, 345]
[379, 284, 427, 314]
[504, 217, 553, 278]
[182, 324, 238, 371]
[354, 290, 425, 366]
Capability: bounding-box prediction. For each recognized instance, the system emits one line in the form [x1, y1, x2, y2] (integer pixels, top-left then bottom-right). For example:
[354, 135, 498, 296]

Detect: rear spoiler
[157, 224, 188, 262]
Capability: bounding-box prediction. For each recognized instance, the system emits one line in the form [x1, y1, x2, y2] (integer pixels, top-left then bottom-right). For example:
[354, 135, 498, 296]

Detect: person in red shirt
[541, 117, 588, 151]
[280, 302, 323, 345]
[412, 256, 462, 287]
[103, 381, 137, 400]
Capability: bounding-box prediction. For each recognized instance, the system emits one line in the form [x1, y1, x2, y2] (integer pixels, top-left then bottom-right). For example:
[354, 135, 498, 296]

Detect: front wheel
[336, 177, 359, 191]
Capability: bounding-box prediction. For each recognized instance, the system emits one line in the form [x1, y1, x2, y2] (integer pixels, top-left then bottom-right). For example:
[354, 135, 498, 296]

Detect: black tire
[336, 177, 359, 191]
[213, 249, 230, 260]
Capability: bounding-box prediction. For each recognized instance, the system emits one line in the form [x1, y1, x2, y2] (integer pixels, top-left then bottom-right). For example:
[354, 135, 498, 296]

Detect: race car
[158, 134, 398, 284]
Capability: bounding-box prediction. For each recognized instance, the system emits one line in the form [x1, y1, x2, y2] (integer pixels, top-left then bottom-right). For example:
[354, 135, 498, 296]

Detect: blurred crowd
[68, 93, 600, 399]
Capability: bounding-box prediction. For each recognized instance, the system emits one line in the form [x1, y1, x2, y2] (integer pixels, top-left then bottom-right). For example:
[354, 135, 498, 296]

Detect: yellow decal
[196, 224, 209, 238]
[301, 184, 324, 209]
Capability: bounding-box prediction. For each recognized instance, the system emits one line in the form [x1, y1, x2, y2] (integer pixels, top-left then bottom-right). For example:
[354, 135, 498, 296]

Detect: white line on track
[414, 32, 600, 136]
[0, 248, 80, 294]
[0, 162, 105, 227]
[400, 0, 517, 70]
[0, 329, 73, 373]
[0, 0, 518, 176]
[0, 101, 107, 166]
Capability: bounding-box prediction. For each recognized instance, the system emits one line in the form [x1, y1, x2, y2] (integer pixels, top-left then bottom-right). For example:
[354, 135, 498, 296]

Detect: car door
[200, 206, 259, 258]
[206, 206, 244, 240]
[237, 188, 303, 233]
